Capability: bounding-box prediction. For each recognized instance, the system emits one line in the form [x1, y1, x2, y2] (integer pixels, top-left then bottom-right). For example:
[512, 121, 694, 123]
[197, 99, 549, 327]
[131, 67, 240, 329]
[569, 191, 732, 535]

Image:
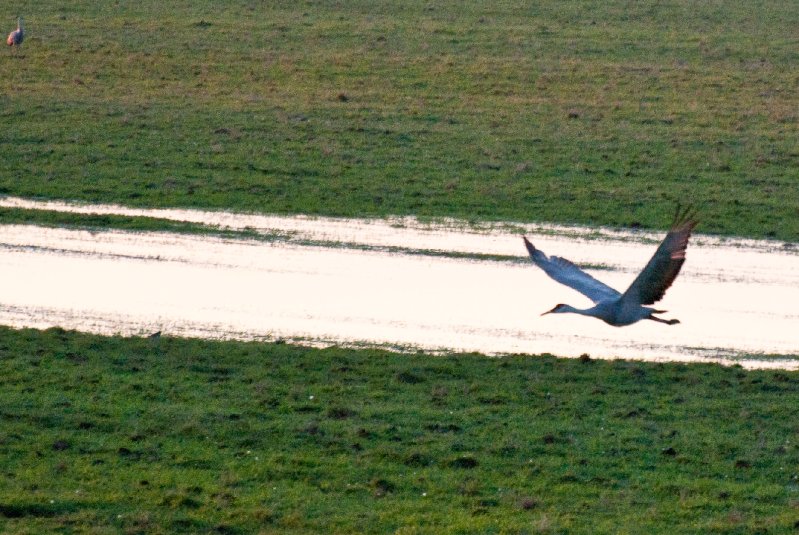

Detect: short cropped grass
[1, 327, 798, 533]
[1, 1, 797, 240]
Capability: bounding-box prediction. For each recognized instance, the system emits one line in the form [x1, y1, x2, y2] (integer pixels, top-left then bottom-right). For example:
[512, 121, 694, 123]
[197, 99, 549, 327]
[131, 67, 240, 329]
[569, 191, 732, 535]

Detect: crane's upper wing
[523, 237, 621, 304]
[621, 206, 698, 305]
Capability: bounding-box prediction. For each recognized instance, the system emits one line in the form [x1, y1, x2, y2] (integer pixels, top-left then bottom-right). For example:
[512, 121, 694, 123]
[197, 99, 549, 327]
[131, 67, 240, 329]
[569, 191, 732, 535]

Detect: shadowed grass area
[0, 206, 234, 236]
[1, 327, 798, 533]
[0, 1, 797, 240]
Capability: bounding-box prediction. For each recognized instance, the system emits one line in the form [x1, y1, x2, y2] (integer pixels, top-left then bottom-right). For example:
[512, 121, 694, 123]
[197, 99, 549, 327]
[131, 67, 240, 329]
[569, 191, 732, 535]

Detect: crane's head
[541, 303, 570, 316]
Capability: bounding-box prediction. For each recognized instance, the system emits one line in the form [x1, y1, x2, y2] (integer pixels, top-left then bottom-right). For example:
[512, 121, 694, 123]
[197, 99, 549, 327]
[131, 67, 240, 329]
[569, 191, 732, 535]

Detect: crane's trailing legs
[647, 311, 680, 325]
[524, 205, 698, 327]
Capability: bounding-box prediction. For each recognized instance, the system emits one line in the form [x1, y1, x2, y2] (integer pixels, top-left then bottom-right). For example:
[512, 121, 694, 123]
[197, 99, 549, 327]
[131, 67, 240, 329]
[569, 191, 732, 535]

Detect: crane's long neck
[562, 305, 596, 317]
[17, 18, 23, 31]
[543, 304, 595, 317]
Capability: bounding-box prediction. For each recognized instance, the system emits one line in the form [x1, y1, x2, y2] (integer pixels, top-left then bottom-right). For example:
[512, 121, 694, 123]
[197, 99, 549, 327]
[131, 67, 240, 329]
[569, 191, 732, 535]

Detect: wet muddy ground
[0, 197, 796, 369]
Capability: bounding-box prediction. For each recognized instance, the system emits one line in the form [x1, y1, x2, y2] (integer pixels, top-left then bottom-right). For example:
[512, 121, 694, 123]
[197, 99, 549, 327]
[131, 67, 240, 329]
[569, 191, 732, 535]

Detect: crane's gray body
[553, 301, 665, 327]
[7, 17, 23, 48]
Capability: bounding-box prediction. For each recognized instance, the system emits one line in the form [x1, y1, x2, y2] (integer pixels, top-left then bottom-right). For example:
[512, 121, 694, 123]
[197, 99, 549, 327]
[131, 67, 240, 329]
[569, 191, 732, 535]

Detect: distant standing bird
[523, 206, 698, 326]
[6, 17, 24, 52]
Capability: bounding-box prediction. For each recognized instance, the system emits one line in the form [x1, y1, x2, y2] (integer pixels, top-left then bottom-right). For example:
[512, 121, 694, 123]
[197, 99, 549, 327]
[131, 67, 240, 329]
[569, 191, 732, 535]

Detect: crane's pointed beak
[541, 304, 564, 316]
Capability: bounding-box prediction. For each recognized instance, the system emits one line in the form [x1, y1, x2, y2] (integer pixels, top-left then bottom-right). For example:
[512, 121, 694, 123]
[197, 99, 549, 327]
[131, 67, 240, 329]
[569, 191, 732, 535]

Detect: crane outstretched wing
[523, 237, 621, 304]
[621, 206, 698, 306]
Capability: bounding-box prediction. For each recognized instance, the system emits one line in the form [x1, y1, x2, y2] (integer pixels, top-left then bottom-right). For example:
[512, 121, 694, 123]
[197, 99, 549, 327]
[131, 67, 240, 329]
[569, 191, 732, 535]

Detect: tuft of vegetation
[1, 326, 798, 533]
[0, 206, 231, 236]
[0, 1, 797, 241]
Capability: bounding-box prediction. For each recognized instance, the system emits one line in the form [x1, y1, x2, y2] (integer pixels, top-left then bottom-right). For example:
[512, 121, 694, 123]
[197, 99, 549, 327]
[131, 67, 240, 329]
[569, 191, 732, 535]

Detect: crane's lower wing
[523, 237, 621, 304]
[621, 205, 698, 305]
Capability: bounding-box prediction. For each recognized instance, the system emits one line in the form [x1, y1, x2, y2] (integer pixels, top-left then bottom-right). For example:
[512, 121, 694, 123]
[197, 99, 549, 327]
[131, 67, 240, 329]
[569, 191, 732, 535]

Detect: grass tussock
[1, 327, 798, 533]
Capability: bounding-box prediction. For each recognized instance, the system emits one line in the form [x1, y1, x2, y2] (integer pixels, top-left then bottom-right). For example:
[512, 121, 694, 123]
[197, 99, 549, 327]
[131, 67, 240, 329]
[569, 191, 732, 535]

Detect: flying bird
[6, 17, 23, 51]
[523, 206, 698, 326]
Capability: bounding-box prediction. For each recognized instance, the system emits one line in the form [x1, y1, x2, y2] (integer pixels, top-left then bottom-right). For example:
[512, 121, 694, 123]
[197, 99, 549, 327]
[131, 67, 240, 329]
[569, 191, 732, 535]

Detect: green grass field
[2, 2, 799, 533]
[1, 327, 798, 534]
[1, 1, 797, 240]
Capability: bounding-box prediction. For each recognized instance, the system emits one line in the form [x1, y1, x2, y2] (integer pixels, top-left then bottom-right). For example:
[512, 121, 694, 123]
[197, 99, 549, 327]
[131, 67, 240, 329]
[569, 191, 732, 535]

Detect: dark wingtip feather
[672, 203, 699, 231]
[522, 236, 536, 256]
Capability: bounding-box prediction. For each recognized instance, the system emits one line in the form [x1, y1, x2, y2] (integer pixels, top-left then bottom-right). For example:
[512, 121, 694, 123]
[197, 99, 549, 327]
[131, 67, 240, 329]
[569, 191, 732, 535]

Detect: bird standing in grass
[523, 206, 698, 326]
[6, 17, 24, 52]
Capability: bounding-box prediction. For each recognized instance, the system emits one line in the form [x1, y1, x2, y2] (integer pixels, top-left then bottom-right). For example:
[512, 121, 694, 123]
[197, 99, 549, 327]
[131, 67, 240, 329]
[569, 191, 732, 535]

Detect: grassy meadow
[2, 1, 799, 533]
[1, 327, 798, 534]
[1, 0, 797, 240]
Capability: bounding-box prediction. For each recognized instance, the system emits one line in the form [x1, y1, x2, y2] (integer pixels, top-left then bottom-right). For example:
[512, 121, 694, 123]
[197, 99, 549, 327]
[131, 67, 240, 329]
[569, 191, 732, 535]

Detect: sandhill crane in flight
[523, 206, 698, 326]
[6, 17, 23, 52]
